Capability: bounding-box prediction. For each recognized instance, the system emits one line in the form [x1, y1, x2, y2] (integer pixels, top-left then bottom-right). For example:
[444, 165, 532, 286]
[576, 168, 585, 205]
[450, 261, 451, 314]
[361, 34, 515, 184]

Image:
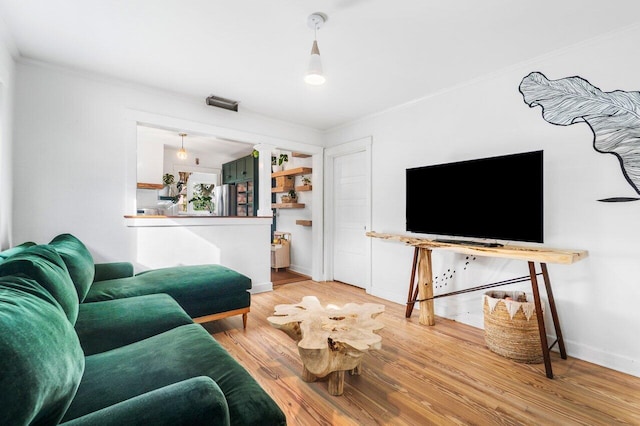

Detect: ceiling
[137, 125, 254, 158]
[2, 1, 640, 131]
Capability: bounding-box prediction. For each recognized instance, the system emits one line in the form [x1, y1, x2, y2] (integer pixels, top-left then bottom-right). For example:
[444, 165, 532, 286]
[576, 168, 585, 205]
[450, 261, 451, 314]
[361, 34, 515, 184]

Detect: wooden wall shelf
[296, 220, 312, 226]
[137, 182, 164, 190]
[271, 167, 312, 178]
[272, 185, 311, 193]
[272, 203, 305, 209]
[271, 168, 311, 210]
[272, 187, 295, 193]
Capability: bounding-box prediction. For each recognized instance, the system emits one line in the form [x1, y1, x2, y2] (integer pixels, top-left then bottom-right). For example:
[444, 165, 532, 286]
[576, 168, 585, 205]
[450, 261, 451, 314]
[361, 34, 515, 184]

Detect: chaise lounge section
[50, 233, 252, 327]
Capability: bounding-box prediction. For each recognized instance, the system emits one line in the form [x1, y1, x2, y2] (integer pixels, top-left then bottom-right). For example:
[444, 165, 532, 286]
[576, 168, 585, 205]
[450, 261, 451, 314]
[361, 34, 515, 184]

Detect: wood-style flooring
[271, 268, 309, 286]
[201, 280, 640, 426]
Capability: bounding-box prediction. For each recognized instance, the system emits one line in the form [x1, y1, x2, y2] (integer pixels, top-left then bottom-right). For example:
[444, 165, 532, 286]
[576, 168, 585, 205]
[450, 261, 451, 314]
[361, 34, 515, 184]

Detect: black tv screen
[406, 150, 543, 244]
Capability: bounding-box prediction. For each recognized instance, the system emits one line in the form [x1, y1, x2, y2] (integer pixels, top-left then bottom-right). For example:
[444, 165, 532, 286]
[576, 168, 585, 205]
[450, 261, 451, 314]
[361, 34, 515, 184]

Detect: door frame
[324, 136, 372, 291]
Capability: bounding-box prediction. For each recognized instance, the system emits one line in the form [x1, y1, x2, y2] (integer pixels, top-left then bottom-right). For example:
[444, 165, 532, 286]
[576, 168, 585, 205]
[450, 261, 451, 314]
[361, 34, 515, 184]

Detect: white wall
[12, 60, 322, 284]
[324, 25, 640, 377]
[0, 25, 14, 249]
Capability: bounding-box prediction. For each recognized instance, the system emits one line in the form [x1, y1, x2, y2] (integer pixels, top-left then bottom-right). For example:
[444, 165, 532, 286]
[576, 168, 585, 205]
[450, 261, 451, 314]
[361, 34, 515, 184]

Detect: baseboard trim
[251, 281, 273, 294]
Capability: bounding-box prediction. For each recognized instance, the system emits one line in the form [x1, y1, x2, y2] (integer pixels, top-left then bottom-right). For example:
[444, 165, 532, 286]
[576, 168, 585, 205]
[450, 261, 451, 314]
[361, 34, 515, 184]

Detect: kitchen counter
[123, 214, 273, 293]
[124, 215, 272, 227]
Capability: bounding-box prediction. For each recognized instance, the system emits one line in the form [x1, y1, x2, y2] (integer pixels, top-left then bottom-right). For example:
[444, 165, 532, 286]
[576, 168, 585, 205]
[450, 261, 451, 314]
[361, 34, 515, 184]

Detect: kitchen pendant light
[177, 133, 187, 159]
[305, 13, 327, 86]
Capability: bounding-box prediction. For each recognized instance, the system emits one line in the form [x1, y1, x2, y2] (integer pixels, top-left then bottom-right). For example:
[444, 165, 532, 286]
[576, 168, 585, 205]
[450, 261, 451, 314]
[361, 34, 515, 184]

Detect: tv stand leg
[418, 248, 435, 325]
[529, 261, 553, 378]
[405, 247, 419, 318]
[541, 262, 567, 359]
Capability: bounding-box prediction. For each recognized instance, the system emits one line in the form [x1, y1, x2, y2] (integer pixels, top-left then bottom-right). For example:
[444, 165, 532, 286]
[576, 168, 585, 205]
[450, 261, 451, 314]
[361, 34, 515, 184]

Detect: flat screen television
[406, 150, 543, 245]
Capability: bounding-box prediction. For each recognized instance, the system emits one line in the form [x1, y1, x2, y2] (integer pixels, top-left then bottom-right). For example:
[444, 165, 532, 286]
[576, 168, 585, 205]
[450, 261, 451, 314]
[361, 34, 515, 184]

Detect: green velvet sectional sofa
[0, 234, 286, 425]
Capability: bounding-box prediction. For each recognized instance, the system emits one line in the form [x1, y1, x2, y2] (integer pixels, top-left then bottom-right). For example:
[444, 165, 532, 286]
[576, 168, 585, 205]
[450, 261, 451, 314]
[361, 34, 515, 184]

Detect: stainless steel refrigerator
[213, 184, 236, 216]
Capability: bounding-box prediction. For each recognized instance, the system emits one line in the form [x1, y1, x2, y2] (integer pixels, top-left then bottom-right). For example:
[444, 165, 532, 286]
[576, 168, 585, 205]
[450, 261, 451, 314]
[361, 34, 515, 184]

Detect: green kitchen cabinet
[222, 154, 259, 216]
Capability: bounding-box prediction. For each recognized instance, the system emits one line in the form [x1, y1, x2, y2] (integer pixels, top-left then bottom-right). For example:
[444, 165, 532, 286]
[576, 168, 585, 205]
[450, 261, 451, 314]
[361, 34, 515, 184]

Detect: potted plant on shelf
[161, 173, 175, 196]
[278, 153, 289, 170]
[301, 175, 311, 187]
[272, 153, 289, 172]
[281, 190, 297, 204]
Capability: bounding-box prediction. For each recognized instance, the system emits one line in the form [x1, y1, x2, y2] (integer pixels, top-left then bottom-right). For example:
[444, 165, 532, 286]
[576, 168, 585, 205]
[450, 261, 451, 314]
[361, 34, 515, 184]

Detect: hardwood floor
[271, 268, 310, 286]
[201, 280, 640, 426]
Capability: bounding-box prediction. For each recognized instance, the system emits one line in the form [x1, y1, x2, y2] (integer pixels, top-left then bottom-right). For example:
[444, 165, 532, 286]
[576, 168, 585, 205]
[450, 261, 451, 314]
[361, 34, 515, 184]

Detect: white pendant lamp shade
[305, 40, 325, 85]
[305, 13, 327, 86]
[177, 133, 187, 159]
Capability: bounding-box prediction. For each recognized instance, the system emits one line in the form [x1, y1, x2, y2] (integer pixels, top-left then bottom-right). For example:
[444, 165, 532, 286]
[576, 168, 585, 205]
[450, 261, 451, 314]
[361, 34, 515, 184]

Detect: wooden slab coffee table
[268, 295, 384, 396]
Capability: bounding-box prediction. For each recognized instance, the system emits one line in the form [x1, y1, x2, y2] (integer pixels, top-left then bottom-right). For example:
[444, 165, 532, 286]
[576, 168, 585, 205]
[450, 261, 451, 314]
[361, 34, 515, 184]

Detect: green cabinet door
[243, 155, 254, 180]
[222, 161, 237, 184]
[222, 155, 259, 215]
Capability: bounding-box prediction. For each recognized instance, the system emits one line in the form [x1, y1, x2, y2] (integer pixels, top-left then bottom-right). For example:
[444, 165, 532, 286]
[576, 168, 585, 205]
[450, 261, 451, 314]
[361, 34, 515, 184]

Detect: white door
[331, 143, 371, 289]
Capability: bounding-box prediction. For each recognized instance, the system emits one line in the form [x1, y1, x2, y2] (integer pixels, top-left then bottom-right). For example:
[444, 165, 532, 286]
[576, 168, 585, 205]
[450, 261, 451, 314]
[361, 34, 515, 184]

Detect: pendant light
[305, 13, 327, 86]
[177, 133, 187, 159]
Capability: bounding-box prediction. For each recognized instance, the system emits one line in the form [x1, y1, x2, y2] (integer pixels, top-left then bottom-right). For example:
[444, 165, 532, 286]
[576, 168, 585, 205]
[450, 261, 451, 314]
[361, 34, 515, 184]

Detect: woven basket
[483, 290, 544, 364]
[275, 176, 294, 189]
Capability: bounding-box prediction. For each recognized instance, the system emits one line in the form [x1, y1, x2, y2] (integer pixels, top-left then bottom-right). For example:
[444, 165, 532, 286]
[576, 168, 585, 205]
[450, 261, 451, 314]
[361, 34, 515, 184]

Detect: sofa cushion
[85, 264, 252, 318]
[49, 233, 96, 302]
[0, 274, 84, 425]
[75, 294, 193, 356]
[0, 241, 36, 262]
[0, 244, 79, 324]
[59, 377, 230, 426]
[63, 324, 286, 426]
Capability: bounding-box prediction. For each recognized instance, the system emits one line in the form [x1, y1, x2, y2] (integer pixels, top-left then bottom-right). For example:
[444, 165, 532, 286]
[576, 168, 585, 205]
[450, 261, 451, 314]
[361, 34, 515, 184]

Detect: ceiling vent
[205, 95, 239, 112]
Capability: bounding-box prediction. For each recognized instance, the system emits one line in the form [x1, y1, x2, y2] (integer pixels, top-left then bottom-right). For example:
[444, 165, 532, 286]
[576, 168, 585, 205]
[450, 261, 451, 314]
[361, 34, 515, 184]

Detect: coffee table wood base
[268, 296, 385, 396]
[301, 364, 362, 396]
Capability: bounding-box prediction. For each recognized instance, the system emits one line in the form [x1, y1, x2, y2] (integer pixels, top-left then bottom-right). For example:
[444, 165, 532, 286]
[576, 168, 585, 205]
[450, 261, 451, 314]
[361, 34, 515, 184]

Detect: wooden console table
[366, 231, 588, 378]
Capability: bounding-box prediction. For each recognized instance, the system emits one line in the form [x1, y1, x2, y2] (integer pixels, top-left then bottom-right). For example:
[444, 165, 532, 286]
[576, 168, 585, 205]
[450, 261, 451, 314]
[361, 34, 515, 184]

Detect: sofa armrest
[93, 262, 134, 282]
[60, 377, 229, 426]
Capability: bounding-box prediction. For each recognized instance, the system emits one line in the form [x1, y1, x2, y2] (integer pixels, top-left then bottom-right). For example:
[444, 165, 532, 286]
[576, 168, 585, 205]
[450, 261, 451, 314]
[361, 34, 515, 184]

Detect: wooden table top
[366, 231, 588, 265]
